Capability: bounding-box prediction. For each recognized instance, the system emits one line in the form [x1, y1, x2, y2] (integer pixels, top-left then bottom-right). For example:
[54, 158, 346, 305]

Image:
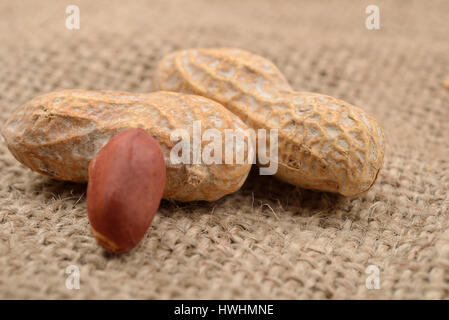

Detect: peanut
[444, 75, 449, 90]
[2, 90, 253, 202]
[153, 48, 385, 196]
[87, 128, 165, 252]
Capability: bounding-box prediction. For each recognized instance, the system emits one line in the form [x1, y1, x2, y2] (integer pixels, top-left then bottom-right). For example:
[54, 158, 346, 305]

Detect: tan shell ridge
[2, 90, 254, 202]
[154, 48, 385, 196]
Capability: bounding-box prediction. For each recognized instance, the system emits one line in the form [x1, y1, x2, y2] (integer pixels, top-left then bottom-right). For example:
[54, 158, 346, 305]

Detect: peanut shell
[153, 48, 385, 196]
[2, 90, 253, 201]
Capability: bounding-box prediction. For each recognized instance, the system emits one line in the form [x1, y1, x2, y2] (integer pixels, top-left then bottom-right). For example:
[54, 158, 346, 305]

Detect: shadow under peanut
[158, 166, 356, 223]
[239, 166, 354, 218]
[24, 164, 358, 228]
[27, 173, 87, 204]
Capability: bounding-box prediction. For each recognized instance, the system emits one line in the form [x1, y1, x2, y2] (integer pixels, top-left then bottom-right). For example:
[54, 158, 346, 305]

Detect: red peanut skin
[87, 128, 166, 253]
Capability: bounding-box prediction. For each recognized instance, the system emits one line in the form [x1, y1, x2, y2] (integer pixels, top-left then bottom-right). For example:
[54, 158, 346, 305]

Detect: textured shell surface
[272, 92, 385, 196]
[154, 48, 385, 196]
[2, 90, 254, 201]
[153, 48, 293, 109]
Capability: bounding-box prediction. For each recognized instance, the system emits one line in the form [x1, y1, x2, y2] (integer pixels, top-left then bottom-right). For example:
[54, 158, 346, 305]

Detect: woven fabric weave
[0, 0, 448, 299]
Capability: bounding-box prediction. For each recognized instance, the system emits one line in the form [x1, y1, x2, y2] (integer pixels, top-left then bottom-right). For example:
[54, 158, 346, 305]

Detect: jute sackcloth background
[0, 0, 448, 299]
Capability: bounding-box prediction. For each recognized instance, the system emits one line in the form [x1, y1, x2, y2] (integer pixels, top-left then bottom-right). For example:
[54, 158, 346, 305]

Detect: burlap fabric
[0, 0, 448, 299]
